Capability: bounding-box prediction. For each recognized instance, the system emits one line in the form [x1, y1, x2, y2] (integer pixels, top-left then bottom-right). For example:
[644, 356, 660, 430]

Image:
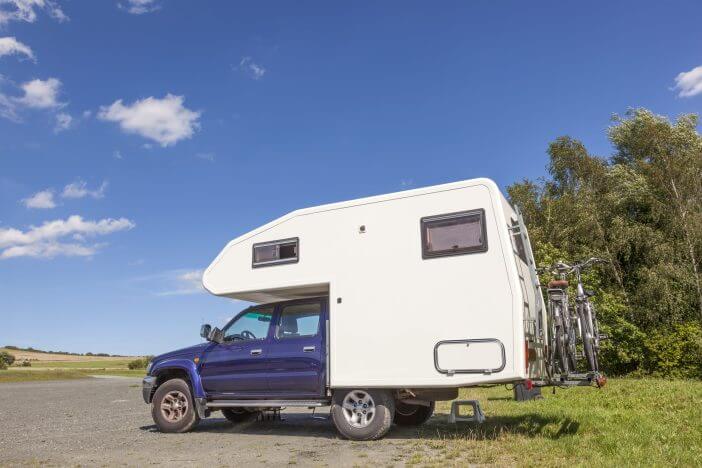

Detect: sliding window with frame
[252, 237, 299, 268]
[420, 209, 487, 259]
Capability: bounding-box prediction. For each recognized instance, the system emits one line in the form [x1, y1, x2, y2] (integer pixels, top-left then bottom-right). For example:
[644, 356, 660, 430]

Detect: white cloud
[54, 112, 72, 132]
[113, 149, 123, 159]
[674, 65, 702, 98]
[22, 189, 55, 209]
[0, 215, 135, 259]
[61, 180, 108, 199]
[0, 36, 35, 61]
[156, 269, 205, 296]
[0, 0, 68, 25]
[15, 77, 63, 109]
[119, 0, 159, 15]
[239, 57, 266, 80]
[98, 94, 201, 147]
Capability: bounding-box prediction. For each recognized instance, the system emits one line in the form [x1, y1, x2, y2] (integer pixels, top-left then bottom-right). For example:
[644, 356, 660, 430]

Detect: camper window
[421, 209, 487, 258]
[252, 238, 299, 267]
[511, 219, 528, 264]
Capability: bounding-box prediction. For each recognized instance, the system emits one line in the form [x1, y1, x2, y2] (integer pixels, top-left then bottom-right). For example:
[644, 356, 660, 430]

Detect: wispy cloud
[118, 0, 159, 15]
[22, 189, 55, 209]
[238, 57, 266, 80]
[54, 111, 72, 132]
[0, 215, 135, 259]
[674, 65, 702, 98]
[98, 94, 201, 147]
[130, 268, 205, 296]
[0, 36, 35, 61]
[62, 179, 108, 200]
[0, 0, 68, 26]
[195, 152, 215, 162]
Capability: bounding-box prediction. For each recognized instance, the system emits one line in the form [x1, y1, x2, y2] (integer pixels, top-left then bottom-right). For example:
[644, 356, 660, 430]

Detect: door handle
[303, 346, 316, 352]
[250, 349, 263, 356]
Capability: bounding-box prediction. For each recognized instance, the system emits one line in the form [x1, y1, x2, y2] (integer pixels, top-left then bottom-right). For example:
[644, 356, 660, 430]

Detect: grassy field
[0, 368, 145, 383]
[0, 347, 144, 382]
[404, 378, 701, 466]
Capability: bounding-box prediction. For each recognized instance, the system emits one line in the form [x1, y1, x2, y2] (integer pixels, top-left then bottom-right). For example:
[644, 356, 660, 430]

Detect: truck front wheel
[393, 401, 435, 426]
[150, 378, 200, 433]
[331, 389, 394, 440]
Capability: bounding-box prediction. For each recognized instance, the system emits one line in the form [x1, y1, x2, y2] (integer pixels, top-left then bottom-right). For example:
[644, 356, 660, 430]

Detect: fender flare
[151, 358, 206, 399]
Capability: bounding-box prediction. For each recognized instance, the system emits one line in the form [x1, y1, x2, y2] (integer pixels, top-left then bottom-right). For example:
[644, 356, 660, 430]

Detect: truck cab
[143, 296, 446, 439]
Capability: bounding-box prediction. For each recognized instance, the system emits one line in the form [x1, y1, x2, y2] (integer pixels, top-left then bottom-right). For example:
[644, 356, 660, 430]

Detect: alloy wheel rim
[341, 390, 376, 428]
[161, 390, 189, 423]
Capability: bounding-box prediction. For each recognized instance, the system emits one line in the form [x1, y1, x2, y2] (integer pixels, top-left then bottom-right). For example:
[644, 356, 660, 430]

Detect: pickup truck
[142, 296, 455, 440]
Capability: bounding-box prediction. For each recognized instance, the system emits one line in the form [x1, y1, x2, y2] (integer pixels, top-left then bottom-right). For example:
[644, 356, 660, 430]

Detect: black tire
[394, 401, 435, 426]
[150, 378, 200, 433]
[222, 408, 259, 423]
[580, 316, 599, 372]
[331, 389, 395, 441]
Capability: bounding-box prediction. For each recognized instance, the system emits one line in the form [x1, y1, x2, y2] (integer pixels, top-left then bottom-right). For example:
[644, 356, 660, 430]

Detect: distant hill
[2, 346, 134, 362]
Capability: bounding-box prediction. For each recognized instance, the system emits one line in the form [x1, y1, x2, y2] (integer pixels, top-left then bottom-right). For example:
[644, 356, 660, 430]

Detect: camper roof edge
[202, 177, 504, 296]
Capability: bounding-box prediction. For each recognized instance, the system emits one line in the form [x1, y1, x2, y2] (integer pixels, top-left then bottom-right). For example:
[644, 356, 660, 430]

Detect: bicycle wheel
[579, 304, 599, 371]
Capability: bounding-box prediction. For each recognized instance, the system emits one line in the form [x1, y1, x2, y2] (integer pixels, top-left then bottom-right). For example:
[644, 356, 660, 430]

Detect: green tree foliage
[0, 351, 16, 369]
[128, 356, 154, 370]
[509, 108, 702, 378]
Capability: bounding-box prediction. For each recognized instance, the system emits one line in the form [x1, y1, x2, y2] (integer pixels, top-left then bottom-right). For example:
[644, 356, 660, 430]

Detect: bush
[128, 356, 154, 370]
[20, 360, 31, 367]
[0, 361, 6, 370]
[643, 323, 702, 379]
[0, 351, 15, 368]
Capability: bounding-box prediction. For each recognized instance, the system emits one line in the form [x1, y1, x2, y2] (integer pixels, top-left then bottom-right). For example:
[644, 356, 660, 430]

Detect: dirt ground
[0, 377, 436, 466]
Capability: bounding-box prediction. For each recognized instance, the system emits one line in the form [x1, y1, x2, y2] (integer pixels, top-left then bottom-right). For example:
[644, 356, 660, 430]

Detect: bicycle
[540, 262, 578, 377]
[540, 257, 606, 377]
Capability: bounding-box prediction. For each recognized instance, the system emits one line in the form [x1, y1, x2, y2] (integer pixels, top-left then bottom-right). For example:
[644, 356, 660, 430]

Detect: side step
[448, 400, 485, 424]
[206, 400, 328, 408]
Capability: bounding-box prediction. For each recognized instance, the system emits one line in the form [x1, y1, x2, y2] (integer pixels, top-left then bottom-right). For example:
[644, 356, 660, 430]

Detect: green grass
[403, 378, 702, 466]
[0, 368, 145, 383]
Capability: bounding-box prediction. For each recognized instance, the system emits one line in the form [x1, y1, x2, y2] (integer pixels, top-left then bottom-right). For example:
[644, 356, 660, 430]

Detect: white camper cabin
[203, 178, 547, 389]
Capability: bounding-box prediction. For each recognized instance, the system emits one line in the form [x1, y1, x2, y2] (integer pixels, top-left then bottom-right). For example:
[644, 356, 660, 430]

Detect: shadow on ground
[139, 411, 579, 441]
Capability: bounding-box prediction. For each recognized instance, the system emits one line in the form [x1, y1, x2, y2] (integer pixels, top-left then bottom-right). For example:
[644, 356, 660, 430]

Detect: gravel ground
[0, 377, 425, 466]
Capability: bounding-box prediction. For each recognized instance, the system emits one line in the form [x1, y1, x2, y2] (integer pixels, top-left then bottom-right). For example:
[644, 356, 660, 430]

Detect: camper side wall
[205, 179, 527, 388]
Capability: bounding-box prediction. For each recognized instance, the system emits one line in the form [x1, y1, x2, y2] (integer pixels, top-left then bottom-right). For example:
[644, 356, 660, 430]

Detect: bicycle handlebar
[538, 257, 607, 275]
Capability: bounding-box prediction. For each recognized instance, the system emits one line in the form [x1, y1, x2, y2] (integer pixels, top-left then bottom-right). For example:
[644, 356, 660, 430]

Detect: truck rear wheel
[393, 401, 435, 426]
[222, 408, 259, 423]
[331, 389, 394, 440]
[150, 378, 200, 433]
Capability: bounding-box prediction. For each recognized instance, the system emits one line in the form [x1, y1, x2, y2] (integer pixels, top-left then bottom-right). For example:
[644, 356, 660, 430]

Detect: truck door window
[222, 308, 273, 342]
[420, 209, 487, 258]
[276, 303, 321, 339]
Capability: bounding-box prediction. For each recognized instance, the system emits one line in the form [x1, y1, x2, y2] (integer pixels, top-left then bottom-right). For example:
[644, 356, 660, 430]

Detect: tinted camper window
[421, 209, 487, 258]
[252, 238, 299, 267]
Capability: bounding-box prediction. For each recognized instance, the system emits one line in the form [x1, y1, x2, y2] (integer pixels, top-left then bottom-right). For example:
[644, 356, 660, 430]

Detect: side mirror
[207, 327, 224, 344]
[200, 324, 212, 339]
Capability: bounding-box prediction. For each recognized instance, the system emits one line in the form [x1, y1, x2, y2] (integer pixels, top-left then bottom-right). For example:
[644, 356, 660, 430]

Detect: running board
[206, 400, 328, 408]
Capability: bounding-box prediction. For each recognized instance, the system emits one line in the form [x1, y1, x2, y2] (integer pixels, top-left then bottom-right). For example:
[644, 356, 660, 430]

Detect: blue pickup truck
[142, 296, 455, 440]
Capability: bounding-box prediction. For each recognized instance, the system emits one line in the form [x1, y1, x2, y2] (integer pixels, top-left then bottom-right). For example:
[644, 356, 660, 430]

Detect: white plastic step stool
[448, 400, 485, 424]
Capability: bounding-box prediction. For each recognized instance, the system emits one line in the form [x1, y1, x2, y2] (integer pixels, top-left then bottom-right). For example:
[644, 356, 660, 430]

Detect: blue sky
[2, 1, 702, 356]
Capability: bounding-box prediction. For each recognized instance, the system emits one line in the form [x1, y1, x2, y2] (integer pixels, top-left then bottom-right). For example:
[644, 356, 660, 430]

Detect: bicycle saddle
[548, 279, 569, 288]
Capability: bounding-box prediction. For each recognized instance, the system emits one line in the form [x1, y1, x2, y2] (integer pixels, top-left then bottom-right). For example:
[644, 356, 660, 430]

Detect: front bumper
[142, 376, 156, 403]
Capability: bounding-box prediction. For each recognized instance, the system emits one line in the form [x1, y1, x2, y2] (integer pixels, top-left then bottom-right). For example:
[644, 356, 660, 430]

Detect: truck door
[199, 307, 274, 397]
[266, 299, 326, 398]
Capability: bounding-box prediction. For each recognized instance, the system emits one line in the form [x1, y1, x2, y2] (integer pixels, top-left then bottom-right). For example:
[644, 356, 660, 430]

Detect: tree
[508, 108, 702, 378]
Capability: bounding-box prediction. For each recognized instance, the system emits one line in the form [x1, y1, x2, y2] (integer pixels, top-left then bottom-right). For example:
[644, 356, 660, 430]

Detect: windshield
[221, 307, 274, 341]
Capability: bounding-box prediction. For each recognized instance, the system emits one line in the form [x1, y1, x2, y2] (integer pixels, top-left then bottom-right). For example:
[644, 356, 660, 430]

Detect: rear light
[525, 379, 534, 390]
[524, 340, 529, 372]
